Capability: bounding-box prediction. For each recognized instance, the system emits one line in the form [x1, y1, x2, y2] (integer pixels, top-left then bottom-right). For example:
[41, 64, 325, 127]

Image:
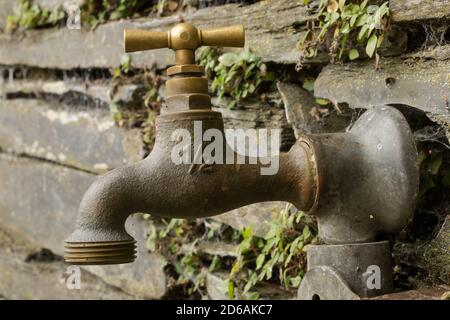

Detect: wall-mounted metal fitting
[65, 23, 419, 301]
[298, 241, 393, 300]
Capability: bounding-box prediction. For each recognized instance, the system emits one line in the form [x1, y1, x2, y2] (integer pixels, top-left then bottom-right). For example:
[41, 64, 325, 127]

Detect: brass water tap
[64, 21, 418, 294]
[64, 23, 319, 265]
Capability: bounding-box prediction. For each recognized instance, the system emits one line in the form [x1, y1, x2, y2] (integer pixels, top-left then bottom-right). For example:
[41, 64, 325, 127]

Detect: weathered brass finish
[166, 64, 204, 76]
[124, 29, 168, 52]
[124, 23, 245, 114]
[164, 94, 211, 112]
[200, 25, 245, 48]
[165, 77, 208, 96]
[65, 240, 136, 265]
[124, 23, 244, 65]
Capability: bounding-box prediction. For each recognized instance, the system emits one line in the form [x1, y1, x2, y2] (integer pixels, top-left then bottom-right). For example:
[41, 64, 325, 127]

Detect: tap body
[66, 110, 317, 244]
[65, 106, 418, 266]
[64, 23, 418, 266]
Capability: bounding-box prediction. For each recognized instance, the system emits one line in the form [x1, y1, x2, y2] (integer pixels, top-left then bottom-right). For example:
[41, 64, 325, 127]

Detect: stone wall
[0, 0, 449, 299]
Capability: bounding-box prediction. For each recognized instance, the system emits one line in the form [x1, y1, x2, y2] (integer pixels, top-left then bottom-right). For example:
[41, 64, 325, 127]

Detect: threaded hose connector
[64, 240, 137, 265]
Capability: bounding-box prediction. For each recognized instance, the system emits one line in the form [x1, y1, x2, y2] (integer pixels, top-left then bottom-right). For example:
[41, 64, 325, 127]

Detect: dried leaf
[327, 0, 339, 13]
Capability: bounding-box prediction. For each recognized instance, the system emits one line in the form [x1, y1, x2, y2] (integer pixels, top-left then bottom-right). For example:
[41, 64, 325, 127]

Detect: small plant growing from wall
[227, 204, 317, 299]
[146, 217, 229, 298]
[109, 54, 162, 151]
[6, 0, 65, 32]
[7, 0, 186, 31]
[81, 0, 152, 28]
[417, 141, 449, 200]
[82, 0, 183, 28]
[297, 0, 390, 69]
[198, 47, 276, 108]
[145, 204, 317, 299]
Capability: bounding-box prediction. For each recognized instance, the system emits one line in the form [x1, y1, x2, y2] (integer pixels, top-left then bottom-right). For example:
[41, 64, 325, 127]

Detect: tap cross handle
[124, 23, 245, 65]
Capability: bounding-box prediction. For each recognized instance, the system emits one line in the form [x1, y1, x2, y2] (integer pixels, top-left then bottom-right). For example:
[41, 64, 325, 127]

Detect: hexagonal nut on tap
[164, 94, 212, 112]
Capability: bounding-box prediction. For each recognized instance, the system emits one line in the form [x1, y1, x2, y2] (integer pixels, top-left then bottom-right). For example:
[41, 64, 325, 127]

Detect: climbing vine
[297, 0, 390, 70]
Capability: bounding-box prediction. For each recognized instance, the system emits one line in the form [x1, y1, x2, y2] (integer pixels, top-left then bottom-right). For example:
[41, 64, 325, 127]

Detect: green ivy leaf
[357, 24, 369, 41]
[349, 48, 359, 60]
[302, 226, 311, 240]
[242, 226, 253, 239]
[231, 259, 241, 275]
[113, 67, 121, 78]
[366, 33, 378, 58]
[419, 174, 436, 198]
[361, 0, 369, 10]
[295, 211, 304, 223]
[302, 79, 315, 92]
[378, 2, 390, 17]
[218, 52, 238, 67]
[290, 276, 302, 287]
[256, 254, 265, 270]
[245, 292, 260, 300]
[356, 13, 368, 27]
[315, 98, 330, 106]
[228, 280, 235, 299]
[417, 149, 427, 165]
[428, 154, 443, 175]
[350, 14, 357, 27]
[350, 4, 360, 14]
[376, 33, 385, 48]
[208, 255, 221, 272]
[340, 22, 350, 34]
